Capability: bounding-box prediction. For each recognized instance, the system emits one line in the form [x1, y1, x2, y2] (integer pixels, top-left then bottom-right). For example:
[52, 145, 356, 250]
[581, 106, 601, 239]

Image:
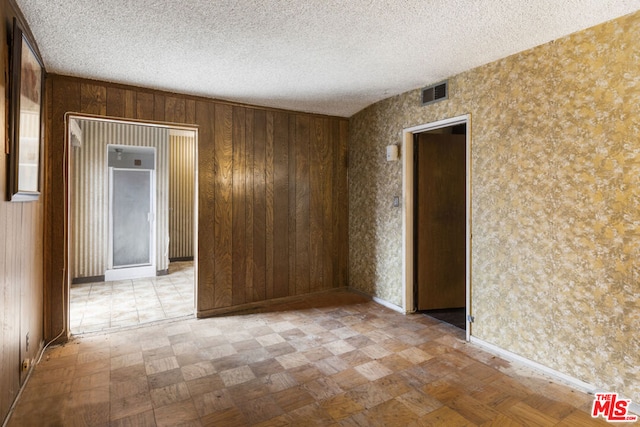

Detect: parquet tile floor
[8, 290, 611, 426]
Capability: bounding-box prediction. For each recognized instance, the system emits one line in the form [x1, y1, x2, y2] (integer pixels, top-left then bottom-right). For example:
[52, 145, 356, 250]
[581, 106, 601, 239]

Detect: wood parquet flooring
[7, 290, 611, 426]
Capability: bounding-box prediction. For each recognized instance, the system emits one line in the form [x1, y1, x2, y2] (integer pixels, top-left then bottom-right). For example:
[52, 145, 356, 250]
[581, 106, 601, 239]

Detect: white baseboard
[470, 336, 639, 416]
[470, 337, 595, 392]
[348, 288, 406, 314]
[371, 295, 405, 314]
[343, 291, 640, 417]
[105, 265, 155, 281]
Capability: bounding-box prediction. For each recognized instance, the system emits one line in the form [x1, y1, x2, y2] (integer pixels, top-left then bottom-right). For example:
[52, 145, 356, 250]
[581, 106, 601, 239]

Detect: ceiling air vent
[421, 80, 448, 106]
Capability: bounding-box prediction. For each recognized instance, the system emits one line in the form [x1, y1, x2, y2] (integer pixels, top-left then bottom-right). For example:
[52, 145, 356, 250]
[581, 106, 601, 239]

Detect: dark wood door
[416, 132, 466, 310]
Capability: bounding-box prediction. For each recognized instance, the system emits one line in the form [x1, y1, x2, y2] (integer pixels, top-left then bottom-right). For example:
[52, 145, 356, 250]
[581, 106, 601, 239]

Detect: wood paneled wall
[45, 74, 349, 338]
[1, 0, 45, 424]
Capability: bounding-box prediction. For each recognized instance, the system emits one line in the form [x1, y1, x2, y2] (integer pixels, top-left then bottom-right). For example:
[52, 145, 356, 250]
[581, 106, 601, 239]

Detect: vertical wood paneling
[124, 90, 136, 118]
[136, 92, 154, 121]
[165, 96, 186, 123]
[45, 74, 350, 339]
[245, 110, 255, 302]
[295, 115, 310, 295]
[232, 107, 246, 306]
[19, 204, 31, 385]
[22, 200, 44, 385]
[309, 117, 324, 293]
[106, 87, 125, 117]
[1, 4, 45, 420]
[1, 205, 20, 417]
[252, 110, 267, 302]
[213, 104, 233, 307]
[21, 191, 44, 379]
[330, 120, 341, 286]
[0, 186, 10, 420]
[81, 83, 107, 115]
[265, 112, 274, 300]
[273, 112, 289, 298]
[186, 99, 196, 124]
[287, 115, 297, 296]
[334, 120, 349, 286]
[195, 100, 215, 309]
[0, 57, 12, 409]
[322, 119, 334, 289]
[154, 94, 166, 122]
[48, 78, 80, 341]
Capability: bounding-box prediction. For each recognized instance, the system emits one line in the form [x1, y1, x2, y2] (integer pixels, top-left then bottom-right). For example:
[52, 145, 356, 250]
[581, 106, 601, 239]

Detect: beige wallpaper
[72, 120, 170, 279]
[169, 132, 196, 260]
[349, 12, 640, 402]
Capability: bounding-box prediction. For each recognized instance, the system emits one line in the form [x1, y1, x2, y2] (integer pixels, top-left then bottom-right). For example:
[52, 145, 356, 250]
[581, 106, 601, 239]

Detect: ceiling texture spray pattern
[15, 0, 640, 117]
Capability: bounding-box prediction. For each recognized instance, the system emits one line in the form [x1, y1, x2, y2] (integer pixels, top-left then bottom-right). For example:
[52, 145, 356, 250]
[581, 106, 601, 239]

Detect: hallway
[70, 261, 194, 334]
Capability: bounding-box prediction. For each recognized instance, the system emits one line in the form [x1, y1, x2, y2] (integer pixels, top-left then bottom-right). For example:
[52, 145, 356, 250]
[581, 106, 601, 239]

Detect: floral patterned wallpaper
[349, 11, 640, 402]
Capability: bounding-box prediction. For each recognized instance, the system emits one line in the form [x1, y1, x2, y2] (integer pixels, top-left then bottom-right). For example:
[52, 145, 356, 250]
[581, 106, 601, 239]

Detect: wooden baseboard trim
[196, 287, 351, 318]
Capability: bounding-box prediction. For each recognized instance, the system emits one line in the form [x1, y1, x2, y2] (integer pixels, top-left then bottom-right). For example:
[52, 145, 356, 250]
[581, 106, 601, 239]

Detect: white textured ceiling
[14, 1, 640, 117]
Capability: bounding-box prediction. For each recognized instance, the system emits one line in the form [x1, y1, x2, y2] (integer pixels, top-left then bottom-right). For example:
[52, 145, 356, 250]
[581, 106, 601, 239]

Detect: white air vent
[421, 81, 448, 105]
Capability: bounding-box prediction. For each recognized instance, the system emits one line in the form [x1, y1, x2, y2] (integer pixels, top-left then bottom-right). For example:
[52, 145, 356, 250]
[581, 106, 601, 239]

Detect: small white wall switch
[386, 145, 399, 161]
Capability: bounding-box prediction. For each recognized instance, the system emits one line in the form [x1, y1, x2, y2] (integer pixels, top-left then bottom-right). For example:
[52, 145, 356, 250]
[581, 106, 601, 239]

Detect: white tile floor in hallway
[70, 261, 194, 334]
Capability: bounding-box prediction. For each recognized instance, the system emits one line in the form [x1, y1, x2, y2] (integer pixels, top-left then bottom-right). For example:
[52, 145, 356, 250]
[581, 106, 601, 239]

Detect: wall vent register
[421, 80, 448, 105]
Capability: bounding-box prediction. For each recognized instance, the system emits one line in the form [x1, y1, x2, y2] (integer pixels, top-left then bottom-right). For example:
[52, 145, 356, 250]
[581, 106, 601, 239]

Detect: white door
[105, 167, 156, 281]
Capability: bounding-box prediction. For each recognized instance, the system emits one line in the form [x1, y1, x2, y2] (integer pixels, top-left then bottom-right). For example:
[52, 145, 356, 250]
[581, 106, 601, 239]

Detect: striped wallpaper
[169, 131, 195, 260]
[71, 119, 170, 280]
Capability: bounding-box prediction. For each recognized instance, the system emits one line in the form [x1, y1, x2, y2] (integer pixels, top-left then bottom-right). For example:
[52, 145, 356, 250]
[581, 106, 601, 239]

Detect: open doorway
[414, 124, 466, 329]
[402, 115, 471, 339]
[106, 145, 157, 281]
[67, 116, 198, 334]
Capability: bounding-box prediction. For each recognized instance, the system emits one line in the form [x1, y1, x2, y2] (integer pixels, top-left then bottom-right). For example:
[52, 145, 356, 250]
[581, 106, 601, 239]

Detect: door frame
[65, 113, 199, 335]
[402, 114, 471, 340]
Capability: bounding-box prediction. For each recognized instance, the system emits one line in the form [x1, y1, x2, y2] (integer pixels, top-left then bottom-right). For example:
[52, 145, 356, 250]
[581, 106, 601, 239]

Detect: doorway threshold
[422, 307, 465, 330]
[105, 265, 156, 281]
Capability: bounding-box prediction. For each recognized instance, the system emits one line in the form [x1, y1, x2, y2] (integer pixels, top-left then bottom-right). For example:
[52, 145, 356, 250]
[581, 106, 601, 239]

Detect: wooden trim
[196, 287, 350, 318]
[64, 112, 200, 131]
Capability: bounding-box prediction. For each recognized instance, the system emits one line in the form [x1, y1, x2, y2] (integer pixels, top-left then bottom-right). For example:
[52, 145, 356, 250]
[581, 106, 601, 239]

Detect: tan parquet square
[7, 290, 611, 426]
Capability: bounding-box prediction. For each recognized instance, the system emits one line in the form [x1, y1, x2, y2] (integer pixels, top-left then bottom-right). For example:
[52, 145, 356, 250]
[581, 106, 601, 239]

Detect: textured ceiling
[14, 1, 640, 117]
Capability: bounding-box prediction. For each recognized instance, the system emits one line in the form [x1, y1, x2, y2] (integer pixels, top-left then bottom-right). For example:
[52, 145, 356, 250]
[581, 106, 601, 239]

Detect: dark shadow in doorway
[423, 307, 465, 330]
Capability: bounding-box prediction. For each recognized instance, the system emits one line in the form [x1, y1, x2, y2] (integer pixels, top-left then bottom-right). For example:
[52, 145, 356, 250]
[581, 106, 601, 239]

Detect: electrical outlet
[22, 359, 30, 372]
[393, 196, 400, 207]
